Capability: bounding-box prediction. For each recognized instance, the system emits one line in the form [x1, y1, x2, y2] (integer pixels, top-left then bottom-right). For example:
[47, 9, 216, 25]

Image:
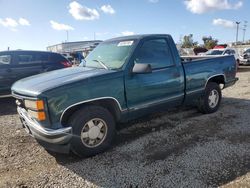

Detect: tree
[181, 34, 198, 48]
[202, 36, 218, 49]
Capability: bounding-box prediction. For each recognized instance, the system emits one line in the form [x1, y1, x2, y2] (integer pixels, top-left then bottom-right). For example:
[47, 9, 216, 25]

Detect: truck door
[0, 52, 14, 95]
[125, 38, 185, 111]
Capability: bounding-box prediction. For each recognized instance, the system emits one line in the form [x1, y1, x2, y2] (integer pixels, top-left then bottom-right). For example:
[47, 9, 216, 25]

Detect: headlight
[25, 100, 46, 121]
[27, 110, 46, 121]
[24, 100, 44, 110]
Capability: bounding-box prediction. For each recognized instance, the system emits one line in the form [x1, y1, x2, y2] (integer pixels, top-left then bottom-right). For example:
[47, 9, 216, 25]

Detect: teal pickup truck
[12, 34, 238, 157]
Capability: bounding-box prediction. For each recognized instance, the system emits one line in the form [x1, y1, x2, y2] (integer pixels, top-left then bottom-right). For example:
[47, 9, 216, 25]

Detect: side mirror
[132, 63, 152, 74]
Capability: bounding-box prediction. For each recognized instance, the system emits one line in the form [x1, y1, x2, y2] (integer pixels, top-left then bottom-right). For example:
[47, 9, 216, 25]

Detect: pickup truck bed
[182, 55, 237, 96]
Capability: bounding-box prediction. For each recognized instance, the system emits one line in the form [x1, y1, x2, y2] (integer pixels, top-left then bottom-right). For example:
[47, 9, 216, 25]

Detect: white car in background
[203, 48, 239, 64]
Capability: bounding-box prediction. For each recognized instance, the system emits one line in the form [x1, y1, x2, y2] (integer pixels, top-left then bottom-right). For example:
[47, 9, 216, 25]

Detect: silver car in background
[239, 48, 250, 65]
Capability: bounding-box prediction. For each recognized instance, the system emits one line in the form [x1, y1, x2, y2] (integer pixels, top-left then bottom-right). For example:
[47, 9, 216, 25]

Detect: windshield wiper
[93, 59, 109, 70]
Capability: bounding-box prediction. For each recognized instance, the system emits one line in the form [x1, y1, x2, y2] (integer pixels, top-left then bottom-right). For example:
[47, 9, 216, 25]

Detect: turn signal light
[36, 100, 45, 110]
[37, 111, 46, 121]
[28, 110, 46, 121]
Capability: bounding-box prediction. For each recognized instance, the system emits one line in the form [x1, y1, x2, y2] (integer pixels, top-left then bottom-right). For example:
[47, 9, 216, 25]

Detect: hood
[12, 67, 115, 96]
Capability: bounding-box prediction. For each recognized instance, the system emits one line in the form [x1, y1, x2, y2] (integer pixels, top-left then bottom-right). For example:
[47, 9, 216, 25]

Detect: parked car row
[184, 44, 250, 67]
[0, 50, 72, 96]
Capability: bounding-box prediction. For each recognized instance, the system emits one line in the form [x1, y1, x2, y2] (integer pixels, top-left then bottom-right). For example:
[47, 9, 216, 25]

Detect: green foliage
[202, 36, 218, 49]
[181, 34, 198, 48]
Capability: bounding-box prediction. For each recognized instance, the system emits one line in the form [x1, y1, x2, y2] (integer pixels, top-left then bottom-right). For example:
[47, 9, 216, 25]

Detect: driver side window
[134, 39, 174, 69]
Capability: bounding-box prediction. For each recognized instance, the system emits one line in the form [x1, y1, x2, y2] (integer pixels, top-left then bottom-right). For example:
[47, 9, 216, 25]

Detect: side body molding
[60, 97, 126, 123]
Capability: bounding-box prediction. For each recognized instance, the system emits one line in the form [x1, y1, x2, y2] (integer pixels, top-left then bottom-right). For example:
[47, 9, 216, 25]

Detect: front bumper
[17, 107, 72, 145]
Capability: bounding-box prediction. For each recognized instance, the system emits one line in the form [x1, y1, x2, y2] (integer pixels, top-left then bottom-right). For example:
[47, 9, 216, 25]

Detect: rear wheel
[69, 105, 115, 157]
[197, 82, 222, 114]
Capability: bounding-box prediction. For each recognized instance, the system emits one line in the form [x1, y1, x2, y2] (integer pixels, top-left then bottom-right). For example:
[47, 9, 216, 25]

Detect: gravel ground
[0, 67, 250, 188]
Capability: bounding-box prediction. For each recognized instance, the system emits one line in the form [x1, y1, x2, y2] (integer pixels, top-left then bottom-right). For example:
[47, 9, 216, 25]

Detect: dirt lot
[0, 68, 250, 188]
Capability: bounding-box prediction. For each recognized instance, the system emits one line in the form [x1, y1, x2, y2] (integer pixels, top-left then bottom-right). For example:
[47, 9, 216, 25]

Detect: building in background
[47, 40, 102, 56]
[47, 40, 102, 65]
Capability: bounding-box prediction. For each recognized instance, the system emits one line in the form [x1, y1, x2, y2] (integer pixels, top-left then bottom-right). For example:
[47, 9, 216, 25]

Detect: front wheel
[197, 82, 222, 114]
[69, 105, 115, 157]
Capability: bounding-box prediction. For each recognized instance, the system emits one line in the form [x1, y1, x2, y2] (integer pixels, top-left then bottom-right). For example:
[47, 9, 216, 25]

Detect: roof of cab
[105, 34, 171, 42]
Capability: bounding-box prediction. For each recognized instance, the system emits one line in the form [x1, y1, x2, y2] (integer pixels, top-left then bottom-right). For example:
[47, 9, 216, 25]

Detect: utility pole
[236, 21, 240, 45]
[66, 30, 69, 42]
[243, 21, 247, 43]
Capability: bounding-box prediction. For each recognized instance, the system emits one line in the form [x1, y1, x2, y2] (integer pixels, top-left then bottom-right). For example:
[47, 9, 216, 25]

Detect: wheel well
[207, 75, 225, 87]
[61, 99, 121, 126]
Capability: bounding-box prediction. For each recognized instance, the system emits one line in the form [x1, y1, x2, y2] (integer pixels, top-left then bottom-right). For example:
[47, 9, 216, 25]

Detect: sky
[0, 0, 249, 51]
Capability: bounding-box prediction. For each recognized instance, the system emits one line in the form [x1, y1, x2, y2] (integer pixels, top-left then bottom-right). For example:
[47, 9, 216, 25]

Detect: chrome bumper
[17, 107, 72, 144]
[240, 59, 250, 65]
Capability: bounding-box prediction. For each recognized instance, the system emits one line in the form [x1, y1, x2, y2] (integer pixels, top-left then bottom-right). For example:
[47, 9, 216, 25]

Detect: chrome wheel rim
[208, 89, 219, 108]
[81, 118, 108, 148]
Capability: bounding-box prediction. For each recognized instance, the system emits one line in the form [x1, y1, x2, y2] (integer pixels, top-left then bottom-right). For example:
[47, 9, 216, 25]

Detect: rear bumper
[224, 77, 239, 88]
[17, 107, 72, 145]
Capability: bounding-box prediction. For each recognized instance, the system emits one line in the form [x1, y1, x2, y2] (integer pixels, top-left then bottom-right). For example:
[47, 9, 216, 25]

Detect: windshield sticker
[118, 41, 134, 47]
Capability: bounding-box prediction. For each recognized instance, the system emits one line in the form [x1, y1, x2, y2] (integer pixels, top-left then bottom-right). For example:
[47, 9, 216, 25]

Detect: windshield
[206, 50, 224, 55]
[244, 49, 250, 54]
[83, 40, 136, 69]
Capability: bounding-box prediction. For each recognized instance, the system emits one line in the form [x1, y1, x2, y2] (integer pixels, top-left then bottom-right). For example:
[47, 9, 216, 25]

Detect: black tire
[237, 59, 240, 65]
[69, 105, 115, 157]
[236, 59, 240, 69]
[197, 82, 222, 114]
